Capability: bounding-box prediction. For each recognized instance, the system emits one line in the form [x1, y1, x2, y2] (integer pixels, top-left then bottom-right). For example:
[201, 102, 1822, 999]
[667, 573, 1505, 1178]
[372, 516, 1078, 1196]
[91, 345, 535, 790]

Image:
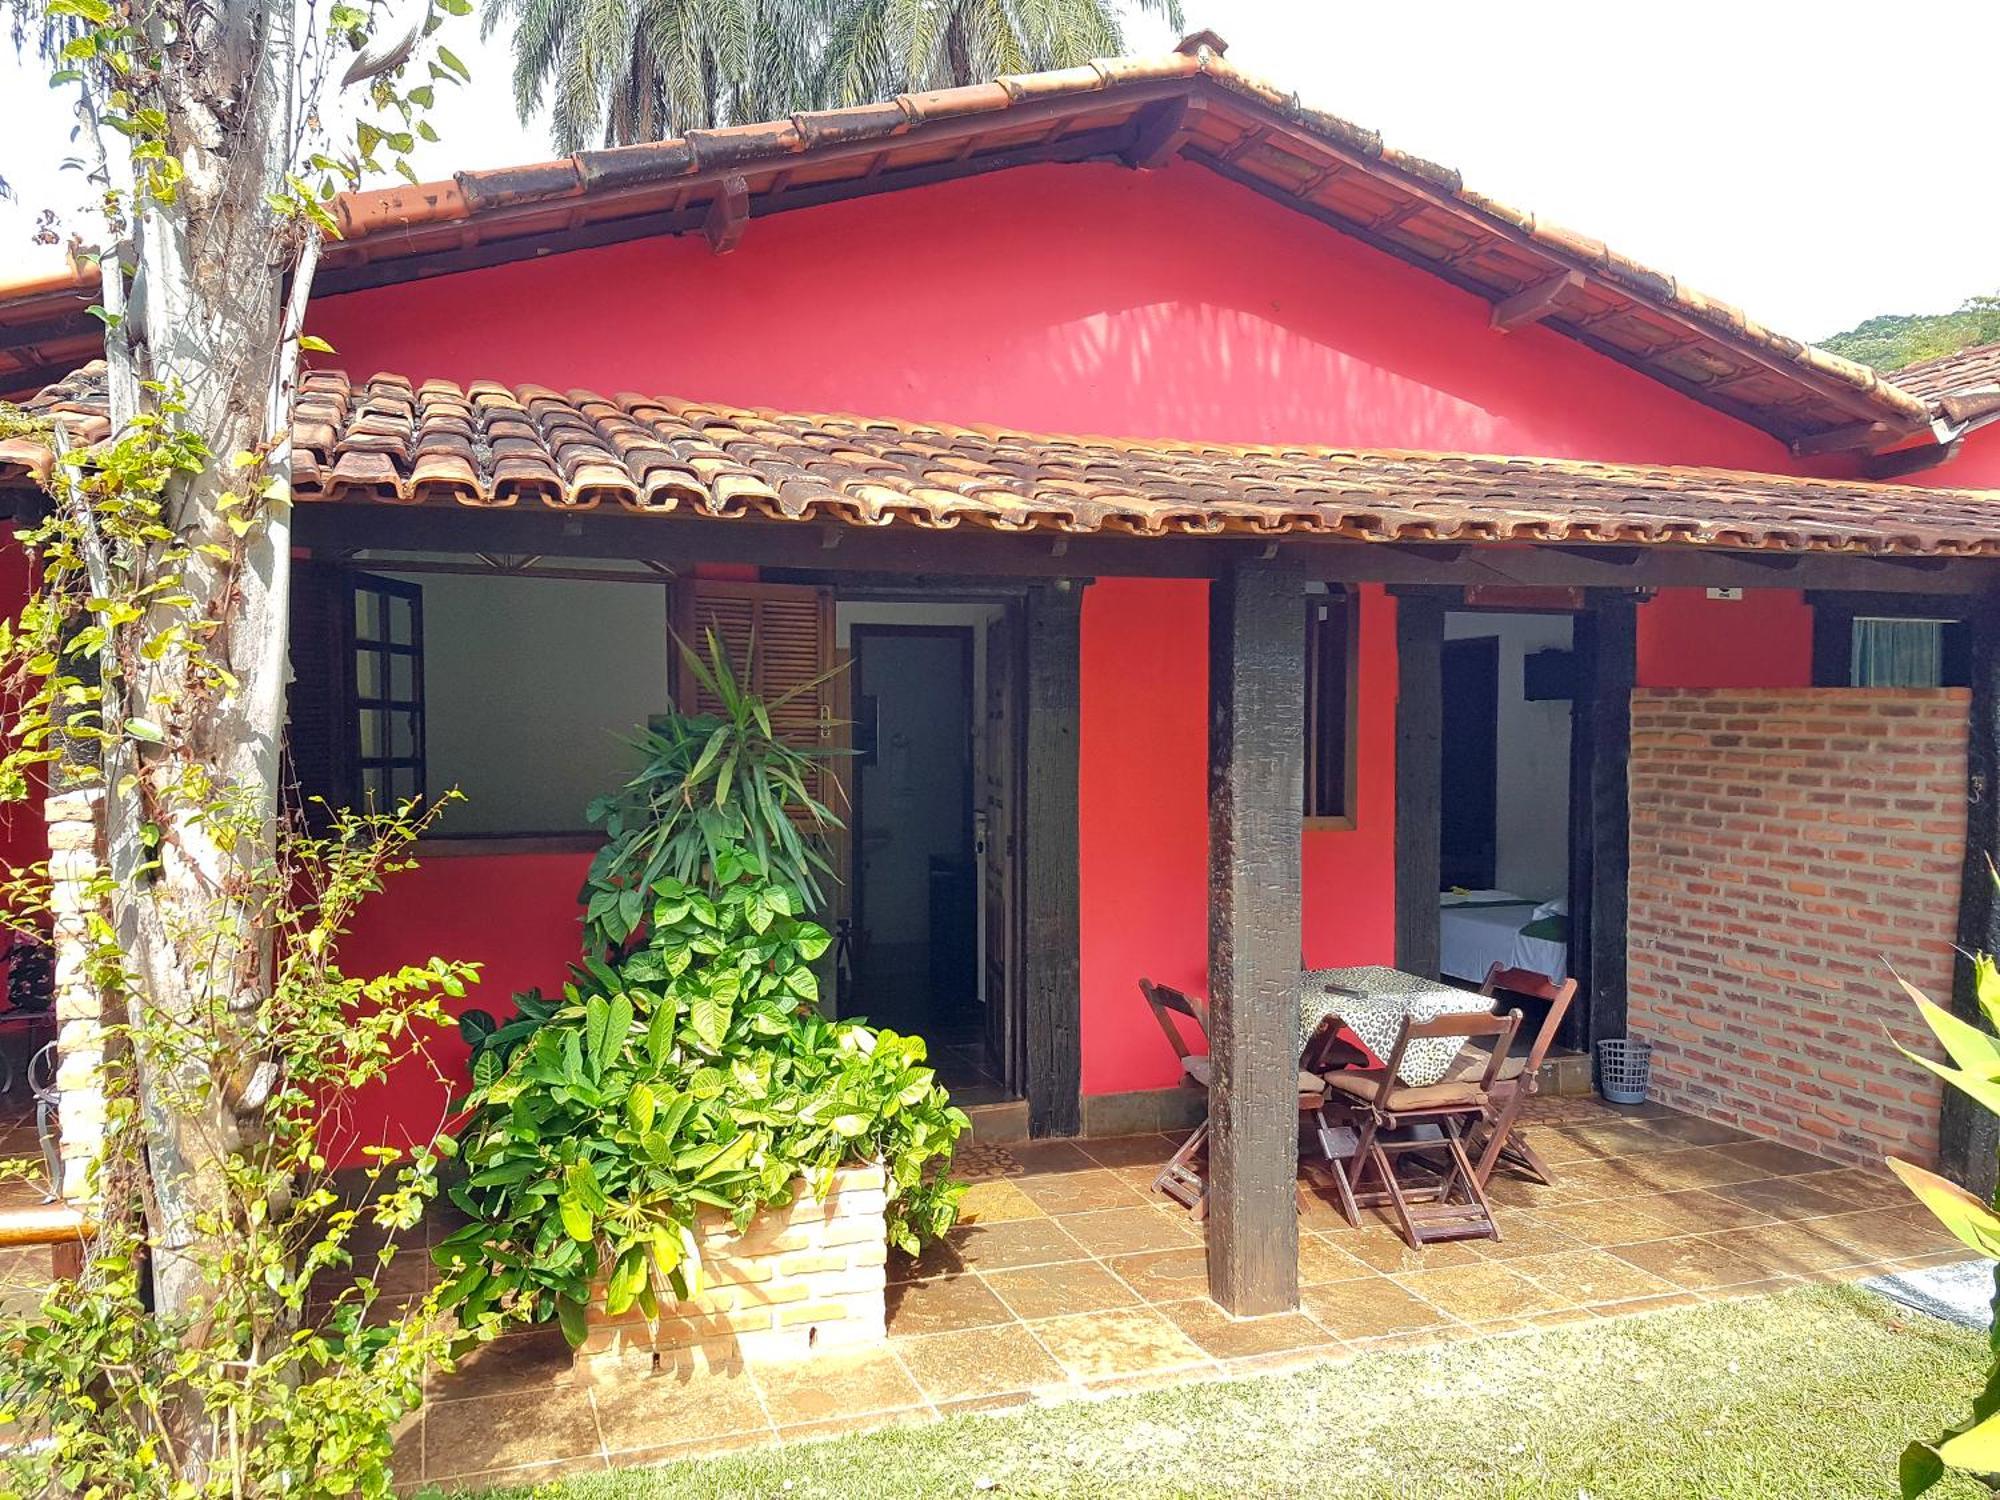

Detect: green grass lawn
[457, 1286, 1989, 1500]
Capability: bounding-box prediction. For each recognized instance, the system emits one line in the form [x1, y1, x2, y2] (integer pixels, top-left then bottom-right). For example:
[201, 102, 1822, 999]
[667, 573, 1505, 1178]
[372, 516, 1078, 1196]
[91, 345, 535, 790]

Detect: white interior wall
[1444, 611, 1574, 901]
[385, 571, 671, 834]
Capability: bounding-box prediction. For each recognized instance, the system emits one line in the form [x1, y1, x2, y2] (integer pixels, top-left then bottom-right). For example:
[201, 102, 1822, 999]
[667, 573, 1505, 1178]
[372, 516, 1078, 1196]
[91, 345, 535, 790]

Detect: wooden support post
[1206, 559, 1304, 1316]
[1392, 589, 1447, 979]
[1023, 581, 1084, 1137]
[1571, 592, 1637, 1064]
[1943, 594, 2000, 1196]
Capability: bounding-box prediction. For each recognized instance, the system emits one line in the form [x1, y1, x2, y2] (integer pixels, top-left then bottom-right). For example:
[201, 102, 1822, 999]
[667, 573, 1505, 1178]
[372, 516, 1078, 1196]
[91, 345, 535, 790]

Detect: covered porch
[394, 1093, 1960, 1487]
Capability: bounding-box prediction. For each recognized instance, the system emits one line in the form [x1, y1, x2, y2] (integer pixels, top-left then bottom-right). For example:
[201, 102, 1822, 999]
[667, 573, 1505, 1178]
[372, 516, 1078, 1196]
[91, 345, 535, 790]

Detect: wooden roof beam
[1492, 270, 1584, 333]
[1122, 95, 1193, 171]
[703, 174, 750, 254]
[1789, 418, 1894, 458]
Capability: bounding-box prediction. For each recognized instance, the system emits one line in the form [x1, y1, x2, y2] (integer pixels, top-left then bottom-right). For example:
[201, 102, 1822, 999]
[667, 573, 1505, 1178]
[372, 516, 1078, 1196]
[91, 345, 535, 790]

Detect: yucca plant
[1888, 872, 2000, 1495]
[580, 629, 843, 951]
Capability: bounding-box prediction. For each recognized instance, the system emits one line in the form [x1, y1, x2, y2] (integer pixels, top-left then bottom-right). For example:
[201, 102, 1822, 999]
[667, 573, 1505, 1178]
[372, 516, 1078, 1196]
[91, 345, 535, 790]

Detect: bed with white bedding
[1438, 889, 1568, 986]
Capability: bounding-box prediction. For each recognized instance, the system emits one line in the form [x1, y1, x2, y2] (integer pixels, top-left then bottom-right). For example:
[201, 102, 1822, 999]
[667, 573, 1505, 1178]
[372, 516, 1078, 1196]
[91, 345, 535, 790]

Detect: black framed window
[1810, 591, 1971, 689]
[351, 574, 426, 808]
[1305, 589, 1358, 825]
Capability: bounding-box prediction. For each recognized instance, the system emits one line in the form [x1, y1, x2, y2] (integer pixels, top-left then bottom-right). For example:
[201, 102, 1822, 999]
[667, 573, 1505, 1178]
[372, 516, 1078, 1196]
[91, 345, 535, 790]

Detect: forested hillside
[1821, 294, 2000, 372]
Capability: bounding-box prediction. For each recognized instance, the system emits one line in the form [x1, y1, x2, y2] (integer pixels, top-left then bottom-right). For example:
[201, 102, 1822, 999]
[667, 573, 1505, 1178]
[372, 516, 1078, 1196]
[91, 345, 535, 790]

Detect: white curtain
[1851, 617, 1945, 687]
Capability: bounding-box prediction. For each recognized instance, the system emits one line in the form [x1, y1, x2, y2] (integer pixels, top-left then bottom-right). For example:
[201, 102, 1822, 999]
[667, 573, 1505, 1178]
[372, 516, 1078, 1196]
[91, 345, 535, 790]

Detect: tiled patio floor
[406, 1097, 1963, 1490]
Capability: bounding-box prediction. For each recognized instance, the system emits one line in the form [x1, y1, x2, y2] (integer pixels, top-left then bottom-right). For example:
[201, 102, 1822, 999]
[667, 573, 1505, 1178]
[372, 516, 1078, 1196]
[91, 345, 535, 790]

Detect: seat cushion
[1446, 1046, 1527, 1084]
[1325, 1068, 1486, 1112]
[1182, 1054, 1325, 1096]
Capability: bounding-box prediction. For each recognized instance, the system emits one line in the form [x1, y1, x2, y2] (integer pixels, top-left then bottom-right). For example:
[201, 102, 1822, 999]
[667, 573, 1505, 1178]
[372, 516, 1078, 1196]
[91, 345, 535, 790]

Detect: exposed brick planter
[575, 1163, 888, 1384]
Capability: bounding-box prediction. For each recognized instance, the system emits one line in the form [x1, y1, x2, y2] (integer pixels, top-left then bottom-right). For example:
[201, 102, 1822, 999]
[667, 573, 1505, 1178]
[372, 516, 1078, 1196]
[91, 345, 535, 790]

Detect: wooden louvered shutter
[673, 579, 835, 801]
[285, 559, 356, 820]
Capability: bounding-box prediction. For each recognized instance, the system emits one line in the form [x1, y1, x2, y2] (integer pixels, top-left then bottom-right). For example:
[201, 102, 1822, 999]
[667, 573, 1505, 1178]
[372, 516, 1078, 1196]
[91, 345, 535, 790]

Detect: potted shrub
[435, 637, 966, 1379]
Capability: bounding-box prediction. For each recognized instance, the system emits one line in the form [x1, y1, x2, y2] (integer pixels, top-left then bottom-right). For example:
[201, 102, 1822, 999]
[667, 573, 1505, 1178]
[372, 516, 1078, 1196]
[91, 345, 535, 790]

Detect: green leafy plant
[440, 657, 965, 1345]
[580, 631, 841, 952]
[1889, 877, 2000, 1496]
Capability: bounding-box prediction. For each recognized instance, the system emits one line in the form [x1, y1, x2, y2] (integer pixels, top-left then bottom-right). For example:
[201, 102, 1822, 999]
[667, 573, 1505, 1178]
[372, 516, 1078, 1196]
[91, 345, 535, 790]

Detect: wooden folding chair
[1321, 1007, 1522, 1249]
[1459, 964, 1579, 1188]
[1138, 978, 1328, 1219]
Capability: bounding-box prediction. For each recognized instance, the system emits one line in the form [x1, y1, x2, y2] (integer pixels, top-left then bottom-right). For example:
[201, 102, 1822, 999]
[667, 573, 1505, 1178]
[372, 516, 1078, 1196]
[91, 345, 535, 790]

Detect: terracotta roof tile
[0, 41, 1936, 447]
[5, 366, 1997, 556]
[1890, 342, 2000, 425]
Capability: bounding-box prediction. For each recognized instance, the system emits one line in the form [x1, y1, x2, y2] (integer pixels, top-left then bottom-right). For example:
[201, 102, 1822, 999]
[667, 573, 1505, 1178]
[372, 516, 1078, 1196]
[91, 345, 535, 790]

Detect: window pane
[391, 766, 420, 805]
[391, 710, 418, 759]
[362, 766, 388, 806]
[1305, 595, 1352, 821]
[389, 595, 415, 646]
[390, 652, 415, 701]
[356, 649, 384, 699]
[355, 588, 384, 641]
[358, 708, 385, 758]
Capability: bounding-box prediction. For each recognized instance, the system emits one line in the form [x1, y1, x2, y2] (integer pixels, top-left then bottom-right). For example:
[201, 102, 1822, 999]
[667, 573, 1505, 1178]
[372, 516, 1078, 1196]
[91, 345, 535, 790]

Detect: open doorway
[1437, 610, 1577, 1035]
[843, 620, 1013, 1102]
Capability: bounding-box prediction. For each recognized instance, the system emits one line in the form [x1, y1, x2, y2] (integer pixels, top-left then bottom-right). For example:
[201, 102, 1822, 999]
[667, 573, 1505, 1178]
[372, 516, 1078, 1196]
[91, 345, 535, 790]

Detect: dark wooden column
[1392, 589, 1448, 979]
[1023, 580, 1084, 1138]
[1568, 592, 1638, 1063]
[1206, 558, 1305, 1316]
[1943, 593, 2000, 1196]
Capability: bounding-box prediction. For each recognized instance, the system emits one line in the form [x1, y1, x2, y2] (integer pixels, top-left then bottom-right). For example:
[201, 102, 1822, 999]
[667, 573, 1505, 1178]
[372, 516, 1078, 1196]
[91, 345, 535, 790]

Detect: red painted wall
[323, 851, 591, 1163]
[1636, 588, 1814, 690]
[1905, 424, 2000, 491]
[312, 156, 1841, 1120]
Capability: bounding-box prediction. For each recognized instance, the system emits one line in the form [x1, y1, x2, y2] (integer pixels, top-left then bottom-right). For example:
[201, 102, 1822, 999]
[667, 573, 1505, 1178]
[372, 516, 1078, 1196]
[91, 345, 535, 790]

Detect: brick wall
[577, 1164, 888, 1384]
[1627, 688, 1967, 1170]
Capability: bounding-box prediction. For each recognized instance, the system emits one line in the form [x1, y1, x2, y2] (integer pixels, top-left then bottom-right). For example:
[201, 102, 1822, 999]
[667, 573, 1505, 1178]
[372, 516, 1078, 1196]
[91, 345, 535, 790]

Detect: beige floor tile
[1154, 1297, 1336, 1360]
[985, 1260, 1140, 1320]
[1806, 1208, 1958, 1261]
[1394, 1261, 1572, 1322]
[1016, 1169, 1154, 1216]
[424, 1384, 602, 1479]
[1528, 1197, 1685, 1248]
[1301, 1276, 1455, 1340]
[1057, 1204, 1198, 1258]
[1544, 1121, 1683, 1162]
[1634, 1115, 1755, 1149]
[775, 1406, 934, 1445]
[1076, 1134, 1177, 1169]
[1795, 1166, 1902, 1204]
[885, 1238, 966, 1284]
[1003, 1140, 1100, 1176]
[1472, 1210, 1587, 1261]
[1609, 1234, 1788, 1292]
[1299, 1231, 1375, 1284]
[893, 1324, 1069, 1403]
[591, 1362, 773, 1456]
[1628, 1188, 1774, 1235]
[1711, 1140, 1840, 1177]
[948, 1215, 1087, 1271]
[1319, 1222, 1486, 1274]
[1029, 1306, 1211, 1382]
[1718, 1220, 1880, 1275]
[437, 1454, 610, 1488]
[751, 1346, 925, 1426]
[1636, 1148, 1776, 1191]
[1713, 1174, 1861, 1223]
[953, 1179, 1045, 1226]
[1106, 1245, 1213, 1302]
[884, 1271, 1016, 1336]
[1506, 1247, 1680, 1305]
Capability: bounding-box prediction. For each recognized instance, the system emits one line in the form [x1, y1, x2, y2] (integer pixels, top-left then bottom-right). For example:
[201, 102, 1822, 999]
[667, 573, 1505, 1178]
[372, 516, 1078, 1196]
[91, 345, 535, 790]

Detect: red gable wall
[305, 156, 1828, 1124]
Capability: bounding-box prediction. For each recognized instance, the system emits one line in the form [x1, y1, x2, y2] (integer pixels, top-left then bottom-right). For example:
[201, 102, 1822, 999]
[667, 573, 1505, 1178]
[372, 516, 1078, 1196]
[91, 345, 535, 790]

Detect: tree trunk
[98, 0, 299, 1326]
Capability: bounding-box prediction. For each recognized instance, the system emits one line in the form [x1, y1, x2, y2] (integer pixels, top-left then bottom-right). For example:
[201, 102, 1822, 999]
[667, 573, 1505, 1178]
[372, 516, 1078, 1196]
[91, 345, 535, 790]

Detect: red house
[3, 34, 1996, 1314]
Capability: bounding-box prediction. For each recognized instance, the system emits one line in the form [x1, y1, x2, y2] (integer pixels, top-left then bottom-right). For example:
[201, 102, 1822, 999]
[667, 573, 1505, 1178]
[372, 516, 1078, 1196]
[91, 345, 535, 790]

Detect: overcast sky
[1, 0, 1992, 341]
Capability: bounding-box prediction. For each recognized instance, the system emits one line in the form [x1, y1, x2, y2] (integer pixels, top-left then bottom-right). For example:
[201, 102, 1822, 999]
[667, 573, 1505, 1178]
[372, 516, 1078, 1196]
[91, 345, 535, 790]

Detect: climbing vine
[0, 0, 488, 1492]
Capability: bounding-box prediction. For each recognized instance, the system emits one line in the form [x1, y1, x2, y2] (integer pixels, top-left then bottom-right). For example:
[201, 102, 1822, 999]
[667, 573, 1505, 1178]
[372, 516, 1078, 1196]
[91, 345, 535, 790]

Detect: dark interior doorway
[1439, 634, 1499, 889]
[847, 625, 996, 1096]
